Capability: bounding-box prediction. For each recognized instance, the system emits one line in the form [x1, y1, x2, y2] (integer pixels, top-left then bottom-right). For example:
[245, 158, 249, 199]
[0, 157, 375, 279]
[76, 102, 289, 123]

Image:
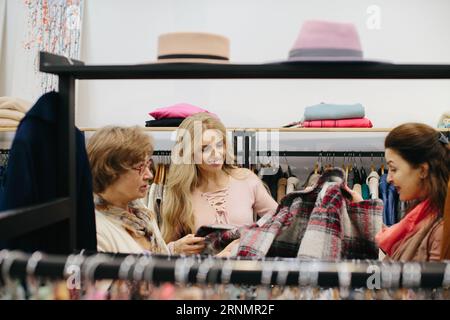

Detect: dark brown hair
[385, 123, 449, 215]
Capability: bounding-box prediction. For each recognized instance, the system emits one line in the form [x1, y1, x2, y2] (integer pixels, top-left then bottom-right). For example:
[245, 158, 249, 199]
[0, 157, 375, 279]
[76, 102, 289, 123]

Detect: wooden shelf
[79, 127, 246, 132]
[2, 127, 449, 133]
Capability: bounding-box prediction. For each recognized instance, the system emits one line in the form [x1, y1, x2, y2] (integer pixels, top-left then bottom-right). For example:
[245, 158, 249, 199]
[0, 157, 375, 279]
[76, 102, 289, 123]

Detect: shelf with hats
[40, 51, 450, 79]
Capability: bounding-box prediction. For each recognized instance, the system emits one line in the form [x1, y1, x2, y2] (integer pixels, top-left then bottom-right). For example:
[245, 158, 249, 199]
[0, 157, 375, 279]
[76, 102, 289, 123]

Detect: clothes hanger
[359, 153, 367, 182]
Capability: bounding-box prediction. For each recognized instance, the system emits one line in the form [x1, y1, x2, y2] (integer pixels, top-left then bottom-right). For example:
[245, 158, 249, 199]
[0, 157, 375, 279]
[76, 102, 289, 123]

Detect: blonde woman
[162, 113, 278, 254]
[87, 126, 204, 255]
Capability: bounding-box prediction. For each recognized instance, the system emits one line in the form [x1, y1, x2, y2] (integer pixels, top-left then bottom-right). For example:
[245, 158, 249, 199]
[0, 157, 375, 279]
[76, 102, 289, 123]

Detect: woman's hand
[173, 234, 205, 255]
[344, 184, 364, 203]
[216, 239, 240, 258]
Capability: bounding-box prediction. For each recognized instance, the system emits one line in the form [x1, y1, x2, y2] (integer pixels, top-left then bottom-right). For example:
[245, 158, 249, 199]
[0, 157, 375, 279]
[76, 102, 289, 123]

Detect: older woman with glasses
[87, 126, 205, 255]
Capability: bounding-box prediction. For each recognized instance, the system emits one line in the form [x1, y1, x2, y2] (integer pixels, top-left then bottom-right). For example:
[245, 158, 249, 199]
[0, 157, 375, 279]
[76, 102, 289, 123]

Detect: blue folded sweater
[304, 103, 365, 121]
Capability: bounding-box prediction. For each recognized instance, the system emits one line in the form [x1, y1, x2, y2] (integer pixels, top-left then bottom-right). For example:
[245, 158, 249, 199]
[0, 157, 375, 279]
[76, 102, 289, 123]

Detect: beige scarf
[94, 194, 169, 254]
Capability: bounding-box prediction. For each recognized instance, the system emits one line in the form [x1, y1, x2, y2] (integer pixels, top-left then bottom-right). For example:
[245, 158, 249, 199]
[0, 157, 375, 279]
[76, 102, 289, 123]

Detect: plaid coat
[238, 168, 383, 259]
[203, 168, 383, 259]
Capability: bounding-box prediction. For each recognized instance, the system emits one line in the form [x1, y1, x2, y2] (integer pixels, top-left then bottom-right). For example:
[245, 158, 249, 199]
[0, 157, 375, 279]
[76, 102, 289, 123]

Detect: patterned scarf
[94, 194, 169, 254]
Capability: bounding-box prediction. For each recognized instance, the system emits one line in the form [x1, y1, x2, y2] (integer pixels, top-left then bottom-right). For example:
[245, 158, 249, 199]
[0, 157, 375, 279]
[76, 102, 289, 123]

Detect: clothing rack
[255, 151, 385, 158]
[153, 150, 386, 161]
[1, 250, 449, 289]
[1, 51, 450, 253]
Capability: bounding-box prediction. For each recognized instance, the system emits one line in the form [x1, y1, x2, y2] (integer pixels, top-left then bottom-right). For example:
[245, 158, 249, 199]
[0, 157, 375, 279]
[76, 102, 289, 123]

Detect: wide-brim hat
[279, 20, 385, 63]
[156, 32, 230, 64]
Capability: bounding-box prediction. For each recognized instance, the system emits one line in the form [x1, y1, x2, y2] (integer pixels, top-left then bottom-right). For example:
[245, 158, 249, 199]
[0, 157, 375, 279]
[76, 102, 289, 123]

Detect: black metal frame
[1, 51, 450, 253]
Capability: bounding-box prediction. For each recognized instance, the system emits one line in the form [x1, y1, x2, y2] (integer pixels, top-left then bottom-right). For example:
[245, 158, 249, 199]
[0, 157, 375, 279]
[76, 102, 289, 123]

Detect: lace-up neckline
[199, 176, 231, 224]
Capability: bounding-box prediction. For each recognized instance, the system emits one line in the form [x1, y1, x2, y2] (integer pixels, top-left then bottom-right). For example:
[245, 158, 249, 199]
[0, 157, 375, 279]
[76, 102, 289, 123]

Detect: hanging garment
[352, 167, 361, 185]
[261, 166, 284, 199]
[302, 171, 321, 190]
[147, 183, 157, 221]
[379, 174, 398, 226]
[362, 184, 370, 200]
[0, 92, 96, 253]
[286, 176, 300, 194]
[360, 167, 368, 184]
[347, 166, 354, 189]
[360, 167, 367, 180]
[366, 170, 380, 199]
[147, 183, 165, 227]
[235, 168, 383, 259]
[277, 177, 287, 203]
[303, 103, 365, 121]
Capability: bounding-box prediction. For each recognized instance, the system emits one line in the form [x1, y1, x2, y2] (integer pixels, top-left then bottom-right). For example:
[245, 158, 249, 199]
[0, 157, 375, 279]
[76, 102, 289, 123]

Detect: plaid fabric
[297, 182, 383, 259]
[202, 168, 383, 259]
[202, 213, 274, 255]
[238, 188, 320, 257]
[203, 227, 241, 255]
[238, 168, 383, 259]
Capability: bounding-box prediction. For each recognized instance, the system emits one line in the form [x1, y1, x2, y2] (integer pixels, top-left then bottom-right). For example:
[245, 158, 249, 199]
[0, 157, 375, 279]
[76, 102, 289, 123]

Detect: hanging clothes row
[145, 153, 171, 227]
[1, 250, 450, 300]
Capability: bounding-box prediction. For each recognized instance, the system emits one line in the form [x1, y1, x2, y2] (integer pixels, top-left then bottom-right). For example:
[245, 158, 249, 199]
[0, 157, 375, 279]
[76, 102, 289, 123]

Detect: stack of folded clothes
[284, 102, 373, 128]
[145, 103, 216, 127]
[0, 96, 32, 127]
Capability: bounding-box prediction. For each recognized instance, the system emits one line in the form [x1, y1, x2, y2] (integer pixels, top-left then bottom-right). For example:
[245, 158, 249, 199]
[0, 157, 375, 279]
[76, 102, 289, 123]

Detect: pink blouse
[192, 172, 278, 232]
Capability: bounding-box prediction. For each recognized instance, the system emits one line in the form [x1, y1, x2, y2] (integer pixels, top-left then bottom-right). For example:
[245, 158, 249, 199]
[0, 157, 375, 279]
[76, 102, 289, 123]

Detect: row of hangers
[312, 152, 385, 176]
[152, 154, 171, 185]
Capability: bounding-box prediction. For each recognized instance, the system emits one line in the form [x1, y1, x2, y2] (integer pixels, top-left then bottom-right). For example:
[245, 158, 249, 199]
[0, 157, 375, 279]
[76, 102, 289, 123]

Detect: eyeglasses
[131, 159, 153, 176]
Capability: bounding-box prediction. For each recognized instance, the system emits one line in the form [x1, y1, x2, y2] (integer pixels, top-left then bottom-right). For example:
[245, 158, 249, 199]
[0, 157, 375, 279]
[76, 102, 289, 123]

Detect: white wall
[0, 0, 38, 100]
[1, 0, 450, 128]
[0, 0, 5, 65]
[76, 0, 450, 129]
[1, 0, 449, 177]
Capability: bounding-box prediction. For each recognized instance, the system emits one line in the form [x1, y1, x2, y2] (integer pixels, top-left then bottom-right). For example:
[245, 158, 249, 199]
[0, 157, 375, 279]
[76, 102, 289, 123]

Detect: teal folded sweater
[304, 103, 365, 121]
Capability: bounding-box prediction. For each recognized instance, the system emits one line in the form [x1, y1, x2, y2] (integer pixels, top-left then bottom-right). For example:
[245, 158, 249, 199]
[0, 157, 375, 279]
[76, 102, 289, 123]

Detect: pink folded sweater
[302, 117, 373, 128]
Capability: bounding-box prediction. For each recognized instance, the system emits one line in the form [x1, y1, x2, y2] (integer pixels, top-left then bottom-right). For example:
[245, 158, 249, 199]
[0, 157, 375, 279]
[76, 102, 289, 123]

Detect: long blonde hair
[161, 113, 236, 242]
